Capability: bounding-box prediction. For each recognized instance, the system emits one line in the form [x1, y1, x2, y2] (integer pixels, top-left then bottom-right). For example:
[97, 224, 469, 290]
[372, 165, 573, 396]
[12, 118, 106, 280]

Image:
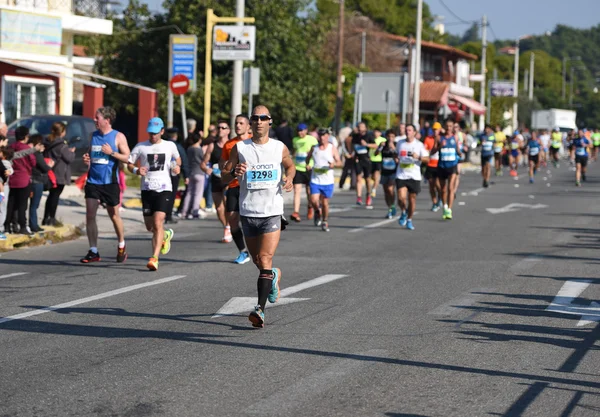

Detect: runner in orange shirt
[220, 114, 252, 264]
[423, 122, 442, 212]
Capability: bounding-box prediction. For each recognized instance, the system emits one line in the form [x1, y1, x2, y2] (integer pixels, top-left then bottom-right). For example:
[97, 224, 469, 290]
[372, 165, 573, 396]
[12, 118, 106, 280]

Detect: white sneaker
[204, 207, 216, 213]
[196, 209, 208, 219]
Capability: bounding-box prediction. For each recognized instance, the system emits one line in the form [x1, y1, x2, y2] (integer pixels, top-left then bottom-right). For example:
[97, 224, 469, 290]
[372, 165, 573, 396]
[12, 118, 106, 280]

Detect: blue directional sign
[169, 35, 198, 91]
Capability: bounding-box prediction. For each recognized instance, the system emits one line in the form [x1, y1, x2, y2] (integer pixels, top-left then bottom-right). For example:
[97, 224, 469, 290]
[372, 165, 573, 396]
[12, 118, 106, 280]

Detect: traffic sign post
[243, 67, 260, 116]
[170, 74, 190, 139]
[170, 74, 190, 95]
[168, 35, 197, 128]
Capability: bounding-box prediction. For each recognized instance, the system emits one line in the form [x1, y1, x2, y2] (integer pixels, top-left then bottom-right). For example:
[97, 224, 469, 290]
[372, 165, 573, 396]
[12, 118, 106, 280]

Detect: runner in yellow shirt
[493, 125, 506, 176]
[290, 123, 318, 222]
[369, 128, 387, 198]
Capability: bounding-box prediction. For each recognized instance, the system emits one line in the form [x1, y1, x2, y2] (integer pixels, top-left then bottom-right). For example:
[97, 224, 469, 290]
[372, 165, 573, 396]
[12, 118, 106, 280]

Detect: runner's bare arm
[200, 143, 214, 175]
[221, 145, 240, 185]
[101, 132, 130, 163]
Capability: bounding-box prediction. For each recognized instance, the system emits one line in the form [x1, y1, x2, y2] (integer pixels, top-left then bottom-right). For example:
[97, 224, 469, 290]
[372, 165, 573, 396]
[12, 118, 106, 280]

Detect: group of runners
[81, 105, 292, 328]
[479, 125, 596, 187]
[78, 106, 594, 328]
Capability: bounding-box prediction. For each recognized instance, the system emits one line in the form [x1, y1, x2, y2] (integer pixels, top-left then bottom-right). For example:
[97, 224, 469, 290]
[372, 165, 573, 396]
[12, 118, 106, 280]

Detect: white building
[0, 0, 112, 123]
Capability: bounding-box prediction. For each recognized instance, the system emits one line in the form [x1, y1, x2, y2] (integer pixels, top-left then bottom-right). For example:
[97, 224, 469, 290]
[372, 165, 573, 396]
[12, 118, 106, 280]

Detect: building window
[2, 76, 56, 123]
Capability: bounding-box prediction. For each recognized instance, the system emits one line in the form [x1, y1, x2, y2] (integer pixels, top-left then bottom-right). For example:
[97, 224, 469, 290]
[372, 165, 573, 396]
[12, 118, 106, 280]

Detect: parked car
[7, 115, 95, 177]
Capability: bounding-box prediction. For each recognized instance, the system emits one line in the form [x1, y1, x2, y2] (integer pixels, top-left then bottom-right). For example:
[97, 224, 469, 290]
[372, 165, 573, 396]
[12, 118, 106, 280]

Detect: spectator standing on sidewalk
[202, 124, 217, 212]
[181, 132, 207, 219]
[4, 126, 36, 235]
[165, 127, 189, 224]
[28, 134, 53, 232]
[43, 122, 75, 226]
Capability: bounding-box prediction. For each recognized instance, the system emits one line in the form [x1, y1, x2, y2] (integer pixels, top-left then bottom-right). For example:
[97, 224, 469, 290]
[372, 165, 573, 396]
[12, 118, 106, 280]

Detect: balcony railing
[0, 0, 114, 18]
[422, 71, 454, 83]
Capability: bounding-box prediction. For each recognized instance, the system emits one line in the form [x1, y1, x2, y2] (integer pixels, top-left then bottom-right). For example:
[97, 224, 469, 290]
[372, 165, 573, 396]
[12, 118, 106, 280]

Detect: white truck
[531, 109, 577, 132]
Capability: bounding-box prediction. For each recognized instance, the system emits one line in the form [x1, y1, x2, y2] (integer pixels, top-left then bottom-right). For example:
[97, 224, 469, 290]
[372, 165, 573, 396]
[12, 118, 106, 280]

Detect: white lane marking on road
[0, 275, 187, 325]
[280, 274, 347, 297]
[486, 203, 548, 214]
[212, 297, 310, 318]
[212, 274, 348, 318]
[458, 202, 466, 206]
[348, 217, 398, 233]
[329, 206, 354, 214]
[546, 280, 600, 327]
[0, 272, 29, 280]
[245, 349, 387, 415]
[466, 187, 485, 196]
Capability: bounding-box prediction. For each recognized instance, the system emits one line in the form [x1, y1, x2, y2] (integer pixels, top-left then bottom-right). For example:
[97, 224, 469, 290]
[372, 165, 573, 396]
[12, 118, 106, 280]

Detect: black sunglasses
[218, 126, 229, 130]
[250, 115, 271, 122]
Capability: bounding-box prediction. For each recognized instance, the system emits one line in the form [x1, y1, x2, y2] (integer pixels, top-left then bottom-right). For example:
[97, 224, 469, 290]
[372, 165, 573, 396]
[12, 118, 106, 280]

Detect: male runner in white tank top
[222, 105, 295, 328]
[306, 128, 341, 232]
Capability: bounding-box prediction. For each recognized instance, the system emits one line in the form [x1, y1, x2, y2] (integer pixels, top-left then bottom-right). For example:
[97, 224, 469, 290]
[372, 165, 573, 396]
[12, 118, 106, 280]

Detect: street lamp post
[412, 0, 423, 127]
[562, 56, 581, 101]
[512, 39, 520, 131]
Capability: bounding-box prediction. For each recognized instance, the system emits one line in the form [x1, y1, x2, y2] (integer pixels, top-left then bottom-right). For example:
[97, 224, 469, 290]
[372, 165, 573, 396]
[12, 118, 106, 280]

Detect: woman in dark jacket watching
[28, 134, 53, 232]
[43, 122, 74, 226]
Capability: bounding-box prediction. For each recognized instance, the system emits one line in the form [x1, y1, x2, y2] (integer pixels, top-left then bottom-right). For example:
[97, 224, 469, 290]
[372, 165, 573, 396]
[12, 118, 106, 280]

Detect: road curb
[0, 224, 83, 251]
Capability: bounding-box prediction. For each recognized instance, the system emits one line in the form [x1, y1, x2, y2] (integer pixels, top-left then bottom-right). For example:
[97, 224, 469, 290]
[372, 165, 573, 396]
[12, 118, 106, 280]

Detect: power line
[437, 0, 475, 24]
[487, 23, 498, 42]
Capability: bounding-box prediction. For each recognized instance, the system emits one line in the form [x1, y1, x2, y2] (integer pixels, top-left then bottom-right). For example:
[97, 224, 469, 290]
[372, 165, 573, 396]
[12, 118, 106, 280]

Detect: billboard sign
[490, 81, 515, 97]
[213, 25, 256, 61]
[0, 10, 61, 56]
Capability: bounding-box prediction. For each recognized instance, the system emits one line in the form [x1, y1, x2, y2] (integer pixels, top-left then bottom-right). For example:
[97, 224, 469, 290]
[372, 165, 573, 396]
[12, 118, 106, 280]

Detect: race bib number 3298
[247, 164, 279, 189]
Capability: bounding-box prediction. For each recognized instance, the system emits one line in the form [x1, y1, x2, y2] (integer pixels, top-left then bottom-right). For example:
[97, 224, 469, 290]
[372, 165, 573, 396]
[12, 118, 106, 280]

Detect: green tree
[316, 0, 439, 40]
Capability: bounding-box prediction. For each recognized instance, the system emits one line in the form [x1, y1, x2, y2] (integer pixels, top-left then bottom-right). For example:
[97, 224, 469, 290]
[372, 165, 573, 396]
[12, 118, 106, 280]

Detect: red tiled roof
[420, 81, 449, 104]
[356, 30, 479, 61]
[73, 45, 88, 57]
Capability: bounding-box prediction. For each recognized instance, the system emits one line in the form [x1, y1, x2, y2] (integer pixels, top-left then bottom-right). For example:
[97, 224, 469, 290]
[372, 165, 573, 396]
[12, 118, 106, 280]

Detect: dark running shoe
[81, 250, 101, 263]
[117, 245, 128, 263]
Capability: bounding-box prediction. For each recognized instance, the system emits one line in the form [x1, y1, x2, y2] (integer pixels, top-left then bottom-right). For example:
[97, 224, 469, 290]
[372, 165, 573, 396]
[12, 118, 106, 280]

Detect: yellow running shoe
[160, 229, 174, 255]
[147, 256, 159, 271]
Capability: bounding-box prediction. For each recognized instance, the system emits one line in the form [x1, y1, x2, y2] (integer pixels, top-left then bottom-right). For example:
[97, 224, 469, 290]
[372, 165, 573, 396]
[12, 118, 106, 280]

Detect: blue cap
[514, 130, 520, 135]
[297, 123, 308, 131]
[147, 117, 164, 134]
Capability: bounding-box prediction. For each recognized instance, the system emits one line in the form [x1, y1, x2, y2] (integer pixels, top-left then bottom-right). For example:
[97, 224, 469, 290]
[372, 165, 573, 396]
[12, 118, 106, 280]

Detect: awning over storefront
[448, 93, 486, 115]
[0, 59, 106, 88]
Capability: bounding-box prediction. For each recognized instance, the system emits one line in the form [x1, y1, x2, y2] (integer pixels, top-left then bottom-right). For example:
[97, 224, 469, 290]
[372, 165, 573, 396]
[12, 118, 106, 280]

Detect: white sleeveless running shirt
[310, 143, 335, 185]
[237, 138, 284, 217]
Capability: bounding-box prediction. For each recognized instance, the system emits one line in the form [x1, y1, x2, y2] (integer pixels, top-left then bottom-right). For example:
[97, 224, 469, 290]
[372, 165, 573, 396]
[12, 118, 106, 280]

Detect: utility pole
[512, 39, 520, 131]
[412, 0, 423, 127]
[529, 52, 534, 101]
[562, 56, 566, 101]
[479, 14, 487, 131]
[524, 70, 529, 93]
[230, 0, 245, 129]
[333, 0, 344, 135]
[361, 31, 366, 67]
[569, 66, 574, 108]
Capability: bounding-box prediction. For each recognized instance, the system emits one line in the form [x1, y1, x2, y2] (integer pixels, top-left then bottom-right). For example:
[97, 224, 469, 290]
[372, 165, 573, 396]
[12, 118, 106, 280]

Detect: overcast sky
[137, 0, 600, 41]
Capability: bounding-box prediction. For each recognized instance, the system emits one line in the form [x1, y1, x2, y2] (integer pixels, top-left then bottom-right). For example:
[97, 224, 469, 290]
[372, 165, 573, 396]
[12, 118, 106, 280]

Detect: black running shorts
[141, 190, 171, 216]
[85, 183, 121, 207]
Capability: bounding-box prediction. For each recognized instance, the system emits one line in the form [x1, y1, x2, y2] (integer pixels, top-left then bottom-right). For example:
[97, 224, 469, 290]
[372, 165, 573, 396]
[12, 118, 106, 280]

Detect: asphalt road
[1, 162, 599, 417]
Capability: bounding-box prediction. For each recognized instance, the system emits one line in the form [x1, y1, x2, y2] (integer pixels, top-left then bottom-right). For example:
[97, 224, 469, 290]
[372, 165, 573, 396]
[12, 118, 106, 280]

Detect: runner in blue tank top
[480, 125, 495, 188]
[573, 129, 591, 187]
[81, 107, 131, 264]
[526, 132, 542, 184]
[432, 119, 462, 220]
